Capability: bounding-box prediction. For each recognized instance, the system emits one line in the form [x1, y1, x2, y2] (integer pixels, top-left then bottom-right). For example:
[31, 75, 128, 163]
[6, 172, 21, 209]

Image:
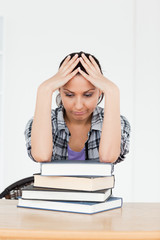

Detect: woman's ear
[99, 90, 103, 98]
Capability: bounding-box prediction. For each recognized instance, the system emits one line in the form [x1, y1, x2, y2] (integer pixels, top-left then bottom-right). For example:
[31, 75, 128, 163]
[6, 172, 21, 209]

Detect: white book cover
[41, 160, 114, 177]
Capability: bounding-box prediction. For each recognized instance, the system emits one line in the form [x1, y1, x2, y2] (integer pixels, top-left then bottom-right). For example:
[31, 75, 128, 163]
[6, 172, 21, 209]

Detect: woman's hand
[78, 54, 121, 163]
[39, 54, 80, 93]
[78, 53, 118, 94]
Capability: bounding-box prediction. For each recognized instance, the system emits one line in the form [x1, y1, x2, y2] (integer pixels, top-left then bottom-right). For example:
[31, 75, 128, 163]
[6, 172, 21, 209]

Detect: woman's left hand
[78, 53, 118, 94]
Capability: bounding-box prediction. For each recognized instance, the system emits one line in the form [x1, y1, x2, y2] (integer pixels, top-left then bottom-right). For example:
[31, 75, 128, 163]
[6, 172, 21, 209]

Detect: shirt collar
[57, 105, 103, 133]
[57, 106, 68, 132]
[91, 106, 103, 131]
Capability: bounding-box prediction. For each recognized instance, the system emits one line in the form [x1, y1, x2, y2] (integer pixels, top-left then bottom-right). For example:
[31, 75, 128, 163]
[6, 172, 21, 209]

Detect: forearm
[99, 85, 121, 163]
[31, 84, 53, 162]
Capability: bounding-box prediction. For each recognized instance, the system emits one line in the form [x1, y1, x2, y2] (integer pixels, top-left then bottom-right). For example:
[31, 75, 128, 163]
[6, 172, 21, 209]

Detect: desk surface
[0, 200, 160, 240]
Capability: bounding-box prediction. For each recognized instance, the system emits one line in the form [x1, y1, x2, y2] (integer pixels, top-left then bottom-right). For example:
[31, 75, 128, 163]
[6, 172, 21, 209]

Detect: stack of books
[17, 160, 123, 214]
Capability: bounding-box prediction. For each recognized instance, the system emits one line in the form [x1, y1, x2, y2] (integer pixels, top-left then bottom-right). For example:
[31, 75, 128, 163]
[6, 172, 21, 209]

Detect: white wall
[133, 0, 160, 201]
[0, 0, 159, 202]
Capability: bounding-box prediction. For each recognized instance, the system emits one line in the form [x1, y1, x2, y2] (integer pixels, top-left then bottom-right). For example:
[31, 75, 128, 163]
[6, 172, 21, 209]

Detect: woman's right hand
[39, 54, 80, 94]
[31, 54, 80, 162]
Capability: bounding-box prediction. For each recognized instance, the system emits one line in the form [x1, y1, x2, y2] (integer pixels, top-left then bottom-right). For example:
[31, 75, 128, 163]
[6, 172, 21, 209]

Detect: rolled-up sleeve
[115, 115, 131, 164]
[24, 118, 36, 161]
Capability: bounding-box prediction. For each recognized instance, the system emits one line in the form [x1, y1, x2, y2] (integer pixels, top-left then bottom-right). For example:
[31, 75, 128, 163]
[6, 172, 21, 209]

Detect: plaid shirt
[24, 105, 131, 164]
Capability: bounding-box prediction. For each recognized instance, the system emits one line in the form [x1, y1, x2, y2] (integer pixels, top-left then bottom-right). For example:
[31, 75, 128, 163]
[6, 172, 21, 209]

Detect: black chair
[0, 176, 34, 199]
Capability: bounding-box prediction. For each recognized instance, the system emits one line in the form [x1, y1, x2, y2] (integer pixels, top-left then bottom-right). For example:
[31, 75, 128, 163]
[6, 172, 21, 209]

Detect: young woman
[25, 51, 130, 164]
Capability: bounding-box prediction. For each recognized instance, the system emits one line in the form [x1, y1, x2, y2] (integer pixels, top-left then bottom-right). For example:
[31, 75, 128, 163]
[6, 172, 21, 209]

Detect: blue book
[17, 196, 122, 214]
[41, 160, 114, 176]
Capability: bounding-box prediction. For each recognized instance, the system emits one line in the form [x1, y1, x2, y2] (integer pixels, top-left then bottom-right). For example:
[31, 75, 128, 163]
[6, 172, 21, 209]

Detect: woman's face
[59, 74, 102, 123]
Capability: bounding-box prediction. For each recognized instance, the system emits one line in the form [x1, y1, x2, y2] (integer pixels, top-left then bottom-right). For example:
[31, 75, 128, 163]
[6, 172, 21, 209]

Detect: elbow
[99, 157, 116, 163]
[99, 151, 120, 164]
[35, 158, 51, 163]
[31, 150, 52, 163]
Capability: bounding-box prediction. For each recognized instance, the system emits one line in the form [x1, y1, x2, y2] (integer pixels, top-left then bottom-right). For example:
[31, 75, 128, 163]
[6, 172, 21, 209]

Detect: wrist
[38, 82, 54, 97]
[103, 84, 120, 96]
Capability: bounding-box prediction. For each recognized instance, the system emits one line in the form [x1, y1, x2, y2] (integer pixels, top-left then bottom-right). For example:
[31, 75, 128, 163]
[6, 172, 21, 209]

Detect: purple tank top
[68, 145, 85, 160]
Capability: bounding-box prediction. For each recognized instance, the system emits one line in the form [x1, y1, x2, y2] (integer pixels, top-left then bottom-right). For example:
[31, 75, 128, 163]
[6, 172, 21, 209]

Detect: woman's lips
[73, 111, 87, 115]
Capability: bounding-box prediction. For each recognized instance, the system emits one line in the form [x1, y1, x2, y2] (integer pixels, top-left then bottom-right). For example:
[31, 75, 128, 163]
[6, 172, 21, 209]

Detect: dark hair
[56, 51, 104, 106]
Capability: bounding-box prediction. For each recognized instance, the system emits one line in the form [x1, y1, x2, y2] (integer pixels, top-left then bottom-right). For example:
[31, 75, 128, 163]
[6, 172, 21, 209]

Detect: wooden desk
[0, 200, 160, 240]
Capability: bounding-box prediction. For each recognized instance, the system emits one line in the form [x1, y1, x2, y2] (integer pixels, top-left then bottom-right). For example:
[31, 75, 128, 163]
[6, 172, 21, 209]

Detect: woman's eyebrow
[63, 89, 74, 93]
[63, 88, 96, 93]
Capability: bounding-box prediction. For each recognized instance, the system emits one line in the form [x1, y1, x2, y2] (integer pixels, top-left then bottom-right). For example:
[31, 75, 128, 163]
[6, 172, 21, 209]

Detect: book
[21, 185, 112, 202]
[34, 174, 115, 191]
[17, 196, 123, 214]
[40, 160, 113, 176]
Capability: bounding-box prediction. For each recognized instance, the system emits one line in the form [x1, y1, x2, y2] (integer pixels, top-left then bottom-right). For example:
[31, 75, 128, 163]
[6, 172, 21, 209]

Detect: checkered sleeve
[115, 115, 131, 164]
[24, 118, 36, 161]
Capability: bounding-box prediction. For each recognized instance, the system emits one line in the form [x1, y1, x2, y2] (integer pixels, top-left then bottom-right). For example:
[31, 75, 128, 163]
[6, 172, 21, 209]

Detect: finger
[64, 57, 80, 76]
[61, 54, 79, 73]
[78, 67, 92, 81]
[59, 55, 71, 70]
[65, 67, 79, 81]
[79, 68, 99, 89]
[79, 57, 95, 76]
[89, 55, 101, 73]
[81, 53, 97, 72]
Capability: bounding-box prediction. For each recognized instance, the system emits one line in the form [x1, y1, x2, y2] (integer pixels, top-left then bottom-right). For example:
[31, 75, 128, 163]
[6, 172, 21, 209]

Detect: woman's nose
[75, 97, 84, 109]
